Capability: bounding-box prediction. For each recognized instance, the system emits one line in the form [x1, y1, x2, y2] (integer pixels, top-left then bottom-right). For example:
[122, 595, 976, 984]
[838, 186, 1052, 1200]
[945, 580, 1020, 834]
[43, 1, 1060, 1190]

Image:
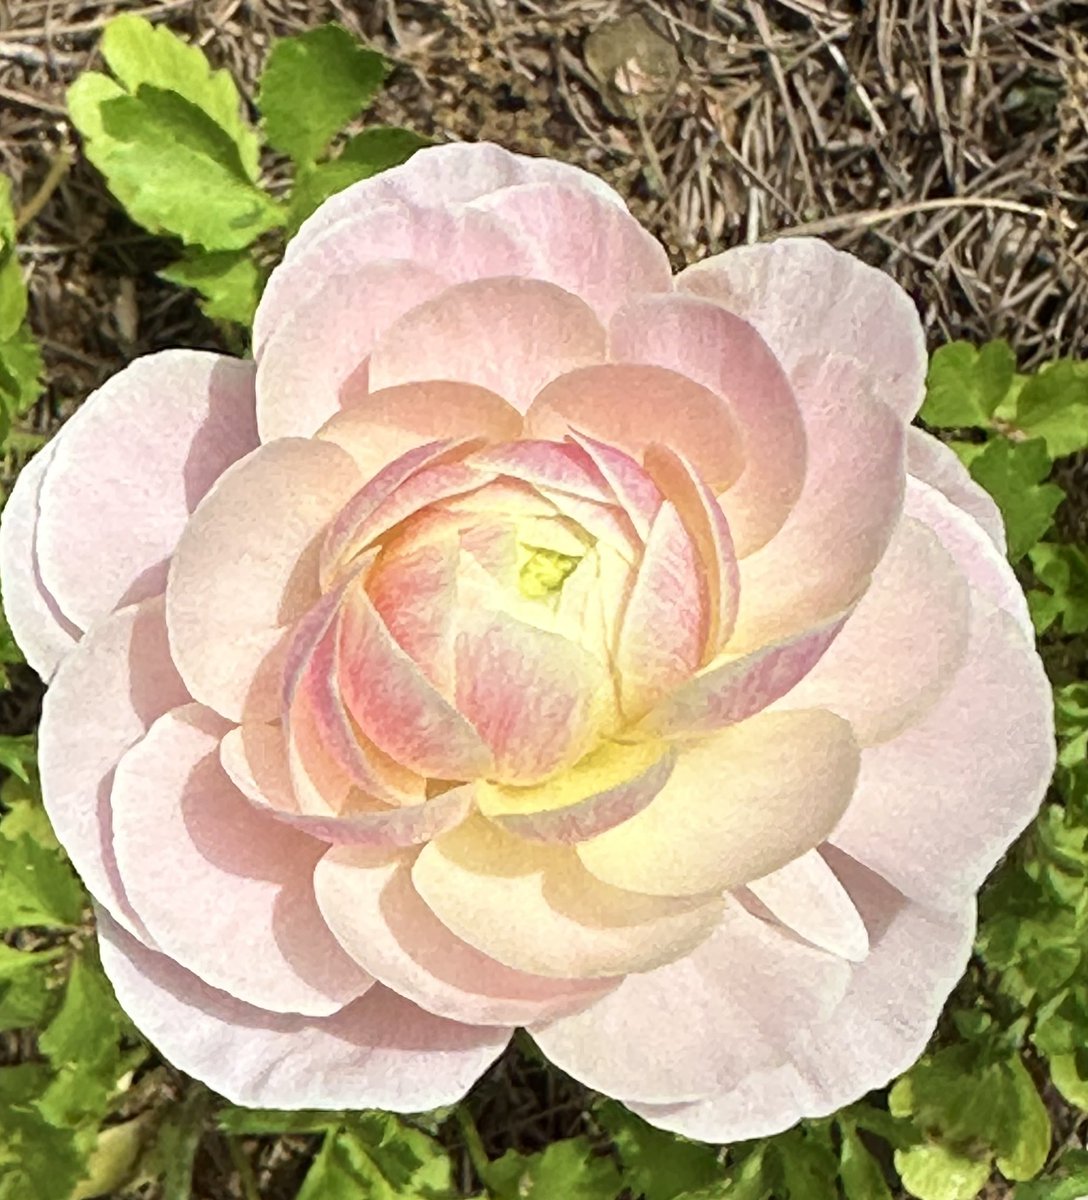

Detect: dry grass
[0, 0, 1085, 1196]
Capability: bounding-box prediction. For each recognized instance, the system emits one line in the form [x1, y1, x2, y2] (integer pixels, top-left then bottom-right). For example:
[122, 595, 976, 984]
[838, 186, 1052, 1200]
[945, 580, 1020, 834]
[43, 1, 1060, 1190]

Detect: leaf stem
[228, 1136, 261, 1200]
[15, 147, 73, 234]
[455, 1104, 490, 1184]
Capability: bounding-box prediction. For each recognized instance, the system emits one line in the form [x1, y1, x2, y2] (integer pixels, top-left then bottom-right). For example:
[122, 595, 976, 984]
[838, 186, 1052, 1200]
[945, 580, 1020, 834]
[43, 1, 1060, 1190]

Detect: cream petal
[166, 438, 361, 722]
[413, 816, 724, 978]
[578, 709, 860, 896]
[314, 846, 614, 1025]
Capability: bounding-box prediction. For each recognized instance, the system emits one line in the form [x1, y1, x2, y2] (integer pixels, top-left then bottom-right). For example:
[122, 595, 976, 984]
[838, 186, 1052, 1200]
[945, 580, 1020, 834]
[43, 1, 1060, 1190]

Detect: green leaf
[0, 831, 85, 927]
[1016, 1150, 1088, 1199]
[922, 340, 1016, 428]
[140, 1085, 213, 1200]
[1028, 542, 1088, 634]
[0, 325, 45, 423]
[1014, 360, 1088, 458]
[0, 947, 59, 1031]
[967, 437, 1064, 561]
[993, 1057, 1050, 1180]
[0, 175, 27, 343]
[596, 1100, 721, 1200]
[0, 1106, 84, 1200]
[69, 77, 282, 252]
[160, 250, 263, 327]
[772, 1126, 841, 1200]
[259, 24, 388, 165]
[838, 1125, 893, 1200]
[217, 1106, 343, 1135]
[484, 1138, 623, 1200]
[894, 1143, 991, 1200]
[0, 734, 35, 784]
[99, 14, 260, 179]
[297, 1118, 457, 1200]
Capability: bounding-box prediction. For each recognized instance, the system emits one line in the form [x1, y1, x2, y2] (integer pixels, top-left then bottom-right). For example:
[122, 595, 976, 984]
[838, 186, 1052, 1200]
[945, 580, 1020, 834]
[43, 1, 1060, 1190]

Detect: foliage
[67, 16, 428, 333]
[0, 176, 44, 448]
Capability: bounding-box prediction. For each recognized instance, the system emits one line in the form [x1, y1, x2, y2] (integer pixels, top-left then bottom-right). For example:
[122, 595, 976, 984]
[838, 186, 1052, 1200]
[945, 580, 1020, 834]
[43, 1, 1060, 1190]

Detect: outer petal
[607, 294, 805, 555]
[367, 278, 607, 415]
[38, 597, 189, 939]
[469, 182, 672, 319]
[255, 259, 454, 443]
[905, 475, 1032, 638]
[907, 429, 1006, 552]
[578, 709, 860, 896]
[254, 200, 533, 364]
[314, 846, 614, 1025]
[166, 438, 361, 722]
[35, 353, 257, 631]
[628, 853, 975, 1140]
[282, 141, 625, 270]
[0, 438, 79, 678]
[110, 703, 372, 1015]
[775, 514, 971, 745]
[531, 896, 850, 1103]
[679, 237, 928, 422]
[525, 362, 745, 495]
[728, 356, 905, 651]
[746, 850, 869, 962]
[413, 817, 724, 979]
[830, 599, 1055, 909]
[97, 910, 509, 1111]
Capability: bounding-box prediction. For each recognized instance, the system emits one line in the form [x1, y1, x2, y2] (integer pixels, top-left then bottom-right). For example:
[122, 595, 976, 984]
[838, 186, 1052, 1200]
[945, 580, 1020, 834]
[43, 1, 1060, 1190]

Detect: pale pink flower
[1, 143, 1053, 1138]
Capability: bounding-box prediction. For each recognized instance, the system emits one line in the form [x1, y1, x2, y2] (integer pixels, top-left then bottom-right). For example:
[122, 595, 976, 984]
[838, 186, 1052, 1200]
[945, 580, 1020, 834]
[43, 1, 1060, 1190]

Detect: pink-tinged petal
[339, 585, 493, 779]
[317, 382, 523, 483]
[314, 846, 614, 1025]
[368, 278, 607, 415]
[36, 353, 257, 630]
[729, 356, 905, 651]
[454, 608, 613, 785]
[284, 142, 626, 269]
[166, 438, 361, 723]
[608, 295, 805, 555]
[908, 428, 1005, 552]
[775, 515, 971, 745]
[906, 475, 1032, 639]
[745, 850, 869, 961]
[255, 202, 533, 363]
[0, 438, 79, 679]
[97, 910, 509, 1111]
[578, 709, 860, 896]
[221, 727, 473, 846]
[38, 597, 189, 940]
[283, 586, 426, 808]
[367, 532, 460, 695]
[831, 599, 1054, 909]
[530, 895, 850, 1103]
[413, 817, 724, 978]
[321, 438, 483, 585]
[566, 433, 663, 540]
[478, 740, 677, 843]
[640, 612, 846, 739]
[469, 182, 672, 319]
[644, 443, 739, 657]
[469, 440, 612, 503]
[627, 854, 974, 1140]
[255, 259, 454, 444]
[617, 502, 707, 720]
[679, 237, 927, 422]
[526, 363, 745, 494]
[111, 703, 371, 1015]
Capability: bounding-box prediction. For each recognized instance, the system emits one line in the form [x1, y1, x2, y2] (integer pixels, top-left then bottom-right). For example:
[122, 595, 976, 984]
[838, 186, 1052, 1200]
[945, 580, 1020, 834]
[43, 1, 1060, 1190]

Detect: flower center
[517, 544, 582, 599]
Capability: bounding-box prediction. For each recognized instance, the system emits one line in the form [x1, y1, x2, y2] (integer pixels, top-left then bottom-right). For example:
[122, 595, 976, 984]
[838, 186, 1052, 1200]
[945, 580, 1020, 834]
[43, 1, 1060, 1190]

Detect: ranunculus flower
[1, 142, 1054, 1139]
